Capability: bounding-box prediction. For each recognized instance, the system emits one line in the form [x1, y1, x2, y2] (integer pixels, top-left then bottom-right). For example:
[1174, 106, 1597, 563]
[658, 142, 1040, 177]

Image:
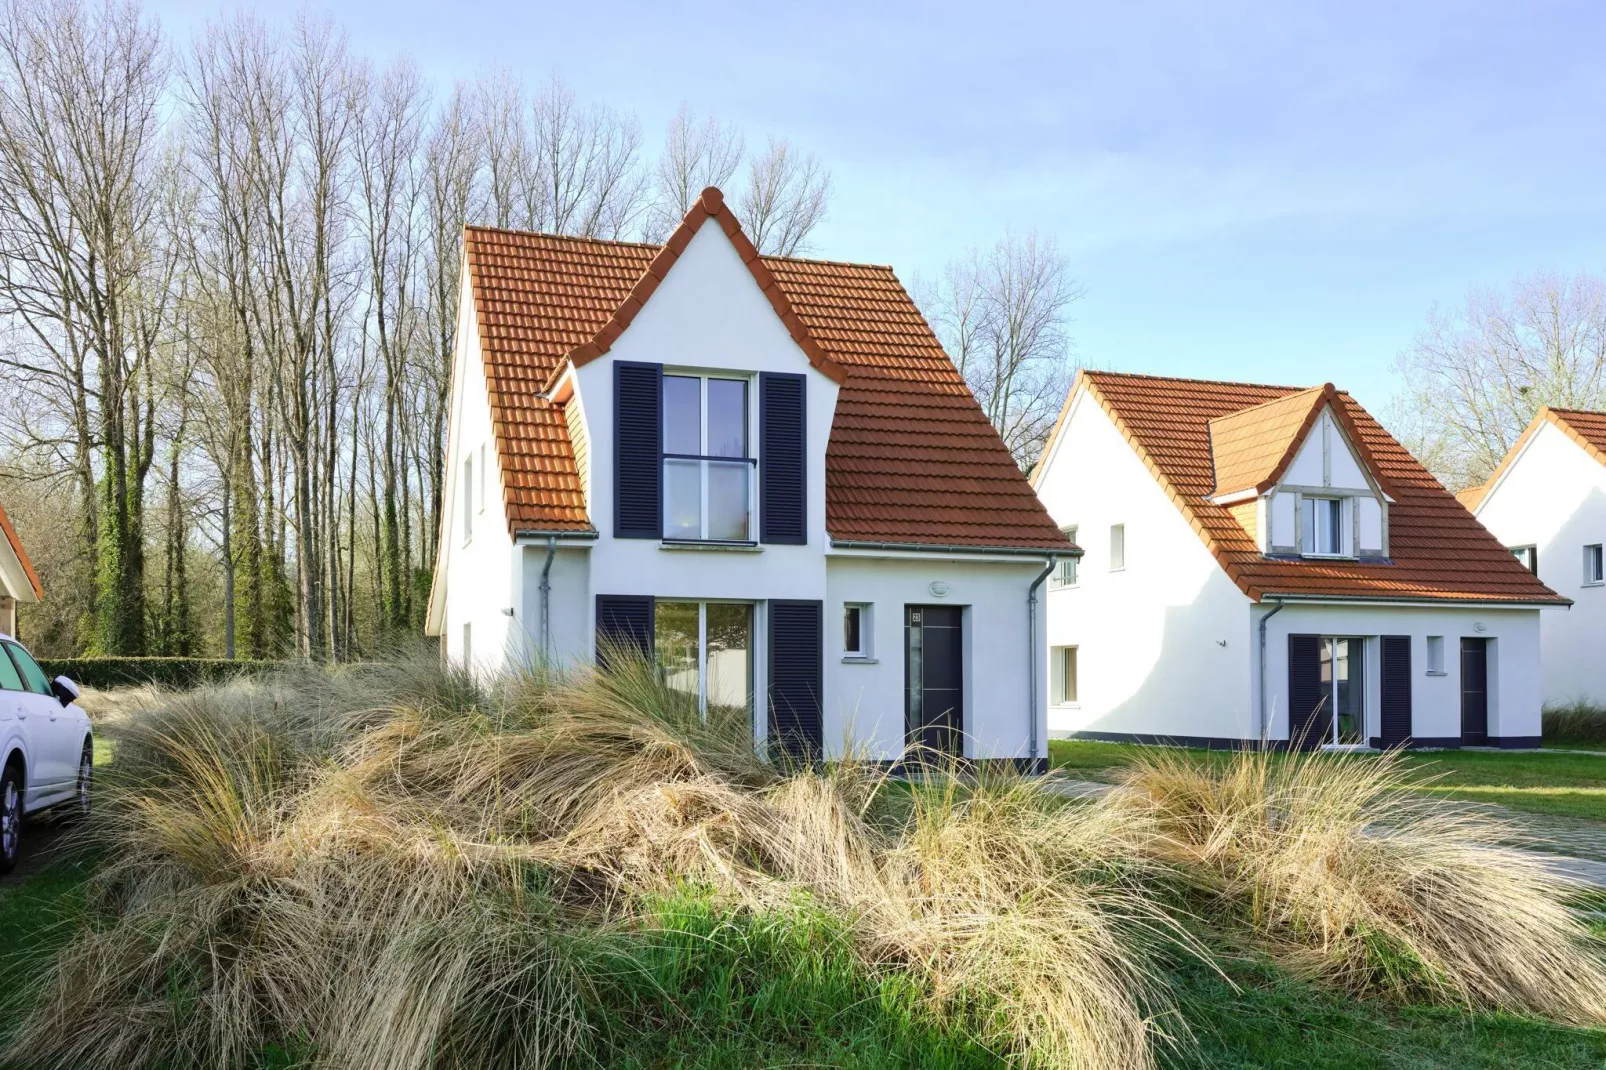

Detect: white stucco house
[1033, 371, 1566, 750]
[0, 504, 41, 639]
[1458, 407, 1606, 708]
[424, 187, 1074, 768]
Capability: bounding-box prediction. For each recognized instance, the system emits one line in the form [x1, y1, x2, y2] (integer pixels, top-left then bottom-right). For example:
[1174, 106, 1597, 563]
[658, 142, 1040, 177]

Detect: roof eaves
[563, 187, 848, 386]
[0, 503, 42, 600]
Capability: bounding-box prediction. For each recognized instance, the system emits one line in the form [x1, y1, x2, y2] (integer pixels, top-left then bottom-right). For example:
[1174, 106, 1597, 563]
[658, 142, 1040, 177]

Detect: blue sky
[149, 0, 1606, 413]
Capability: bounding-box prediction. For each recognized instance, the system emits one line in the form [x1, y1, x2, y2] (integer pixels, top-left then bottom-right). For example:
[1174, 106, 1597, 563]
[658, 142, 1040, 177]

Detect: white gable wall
[1475, 421, 1606, 705]
[1038, 390, 1256, 741]
[574, 221, 838, 609]
[438, 267, 522, 674]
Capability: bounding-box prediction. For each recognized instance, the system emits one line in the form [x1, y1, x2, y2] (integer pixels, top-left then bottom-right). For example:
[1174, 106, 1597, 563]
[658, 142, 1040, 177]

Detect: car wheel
[0, 762, 21, 876]
[72, 742, 92, 822]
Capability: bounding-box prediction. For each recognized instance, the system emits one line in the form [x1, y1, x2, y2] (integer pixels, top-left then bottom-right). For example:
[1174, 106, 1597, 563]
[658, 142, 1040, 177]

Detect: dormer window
[1301, 496, 1344, 556]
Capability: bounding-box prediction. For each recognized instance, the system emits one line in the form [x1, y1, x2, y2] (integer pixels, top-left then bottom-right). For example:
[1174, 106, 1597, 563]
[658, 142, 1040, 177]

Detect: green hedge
[38, 657, 292, 690]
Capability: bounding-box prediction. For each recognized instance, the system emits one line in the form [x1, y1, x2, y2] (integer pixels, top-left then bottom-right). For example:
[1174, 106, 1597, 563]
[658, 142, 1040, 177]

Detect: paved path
[1042, 774, 1606, 890]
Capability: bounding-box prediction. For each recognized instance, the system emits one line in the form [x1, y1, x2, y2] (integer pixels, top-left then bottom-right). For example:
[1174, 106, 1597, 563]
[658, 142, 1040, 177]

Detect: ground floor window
[1318, 636, 1365, 745]
[1051, 645, 1078, 704]
[654, 601, 754, 721]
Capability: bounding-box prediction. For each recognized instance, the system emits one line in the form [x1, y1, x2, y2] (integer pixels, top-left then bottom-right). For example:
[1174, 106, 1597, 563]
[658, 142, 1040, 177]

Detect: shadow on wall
[1061, 599, 1254, 743]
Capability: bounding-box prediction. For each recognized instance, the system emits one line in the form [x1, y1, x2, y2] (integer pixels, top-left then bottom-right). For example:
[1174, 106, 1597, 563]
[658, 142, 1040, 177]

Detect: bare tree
[0, 0, 172, 654]
[645, 104, 743, 241]
[1393, 270, 1606, 490]
[921, 232, 1082, 469]
[738, 138, 830, 256]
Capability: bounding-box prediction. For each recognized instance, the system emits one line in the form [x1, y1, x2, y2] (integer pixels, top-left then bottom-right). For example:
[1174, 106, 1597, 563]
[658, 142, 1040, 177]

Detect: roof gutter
[831, 539, 1080, 558]
[513, 529, 599, 543]
[1255, 592, 1570, 609]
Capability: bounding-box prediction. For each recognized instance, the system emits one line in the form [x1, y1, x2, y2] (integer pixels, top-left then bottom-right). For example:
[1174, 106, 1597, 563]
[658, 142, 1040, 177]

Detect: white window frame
[1585, 543, 1604, 587]
[655, 600, 756, 720]
[842, 602, 873, 660]
[1425, 635, 1445, 676]
[478, 444, 486, 514]
[1509, 545, 1537, 573]
[1051, 645, 1078, 705]
[1050, 526, 1079, 588]
[461, 621, 472, 669]
[1300, 495, 1346, 557]
[662, 371, 758, 543]
[1318, 635, 1368, 748]
[1109, 523, 1125, 572]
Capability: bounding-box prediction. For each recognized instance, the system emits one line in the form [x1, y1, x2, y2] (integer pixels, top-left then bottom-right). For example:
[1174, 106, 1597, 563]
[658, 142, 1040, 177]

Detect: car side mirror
[50, 676, 79, 708]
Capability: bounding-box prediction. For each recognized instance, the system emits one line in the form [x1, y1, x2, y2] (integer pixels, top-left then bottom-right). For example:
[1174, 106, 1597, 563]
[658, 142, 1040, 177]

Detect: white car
[0, 633, 91, 874]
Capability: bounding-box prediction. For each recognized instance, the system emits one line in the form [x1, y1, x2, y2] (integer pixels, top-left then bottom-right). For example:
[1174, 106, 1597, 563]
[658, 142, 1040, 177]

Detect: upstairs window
[663, 375, 755, 542]
[1509, 545, 1537, 573]
[1301, 497, 1343, 556]
[1586, 544, 1604, 586]
[1109, 524, 1125, 571]
[1051, 526, 1078, 588]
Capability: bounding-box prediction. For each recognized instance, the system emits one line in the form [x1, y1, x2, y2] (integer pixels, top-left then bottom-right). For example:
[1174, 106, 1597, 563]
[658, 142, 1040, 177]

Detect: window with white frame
[663, 374, 755, 542]
[1109, 524, 1125, 571]
[1050, 526, 1079, 588]
[654, 601, 754, 721]
[1051, 645, 1078, 704]
[478, 444, 486, 513]
[1509, 545, 1537, 573]
[1301, 496, 1343, 556]
[843, 603, 872, 658]
[1426, 635, 1445, 675]
[462, 456, 473, 543]
[1586, 544, 1604, 586]
[462, 622, 472, 669]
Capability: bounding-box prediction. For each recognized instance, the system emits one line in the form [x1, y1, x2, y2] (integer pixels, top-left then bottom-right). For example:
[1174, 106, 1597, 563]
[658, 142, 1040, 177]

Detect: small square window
[843, 603, 871, 658]
[1510, 545, 1537, 573]
[1051, 526, 1079, 588]
[1426, 635, 1445, 675]
[1052, 645, 1078, 704]
[1109, 524, 1125, 571]
[1586, 544, 1604, 586]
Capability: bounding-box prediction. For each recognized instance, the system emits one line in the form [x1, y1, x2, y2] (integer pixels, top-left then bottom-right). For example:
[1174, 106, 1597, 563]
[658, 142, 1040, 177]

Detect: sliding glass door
[1317, 637, 1366, 745]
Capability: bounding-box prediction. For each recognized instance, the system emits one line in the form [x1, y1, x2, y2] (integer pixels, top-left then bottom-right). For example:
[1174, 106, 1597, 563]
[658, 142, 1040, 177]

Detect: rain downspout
[1257, 598, 1286, 746]
[538, 536, 557, 660]
[1027, 555, 1058, 773]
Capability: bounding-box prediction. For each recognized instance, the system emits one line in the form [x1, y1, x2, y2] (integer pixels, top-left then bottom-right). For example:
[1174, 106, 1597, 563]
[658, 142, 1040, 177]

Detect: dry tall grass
[4, 655, 1185, 1070]
[1112, 746, 1606, 1026]
[1544, 701, 1606, 744]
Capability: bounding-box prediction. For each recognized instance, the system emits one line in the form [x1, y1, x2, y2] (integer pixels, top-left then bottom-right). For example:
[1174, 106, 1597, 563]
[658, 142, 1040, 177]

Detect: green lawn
[1048, 739, 1606, 822]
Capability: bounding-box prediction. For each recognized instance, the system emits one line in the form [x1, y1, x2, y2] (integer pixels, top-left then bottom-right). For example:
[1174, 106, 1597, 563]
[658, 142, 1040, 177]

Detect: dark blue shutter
[615, 361, 662, 539]
[596, 595, 654, 668]
[768, 600, 823, 762]
[759, 372, 807, 544]
[1288, 634, 1324, 749]
[1379, 635, 1412, 749]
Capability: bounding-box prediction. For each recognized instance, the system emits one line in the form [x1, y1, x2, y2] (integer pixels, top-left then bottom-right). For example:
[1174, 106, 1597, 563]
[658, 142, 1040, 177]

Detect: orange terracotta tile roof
[1470, 407, 1606, 516]
[1066, 370, 1566, 604]
[0, 503, 42, 600]
[1208, 386, 1327, 497]
[462, 189, 1071, 552]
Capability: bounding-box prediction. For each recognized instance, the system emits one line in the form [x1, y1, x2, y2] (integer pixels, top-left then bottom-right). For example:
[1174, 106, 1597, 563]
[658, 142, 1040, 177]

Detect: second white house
[1033, 371, 1566, 749]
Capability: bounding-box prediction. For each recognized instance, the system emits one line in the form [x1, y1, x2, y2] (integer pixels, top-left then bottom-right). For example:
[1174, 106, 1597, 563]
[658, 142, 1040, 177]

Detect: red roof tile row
[1059, 370, 1565, 604]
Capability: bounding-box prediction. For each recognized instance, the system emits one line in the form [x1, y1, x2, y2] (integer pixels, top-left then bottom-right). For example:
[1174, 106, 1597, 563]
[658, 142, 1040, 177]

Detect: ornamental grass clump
[1112, 745, 1606, 1026]
[3, 654, 1187, 1070]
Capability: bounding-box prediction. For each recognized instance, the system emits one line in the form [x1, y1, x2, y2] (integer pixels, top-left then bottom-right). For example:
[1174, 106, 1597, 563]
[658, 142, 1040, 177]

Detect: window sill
[1425, 670, 1448, 677]
[1051, 702, 1081, 710]
[1300, 552, 1357, 561]
[841, 656, 878, 665]
[659, 540, 762, 552]
[1583, 581, 1604, 589]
